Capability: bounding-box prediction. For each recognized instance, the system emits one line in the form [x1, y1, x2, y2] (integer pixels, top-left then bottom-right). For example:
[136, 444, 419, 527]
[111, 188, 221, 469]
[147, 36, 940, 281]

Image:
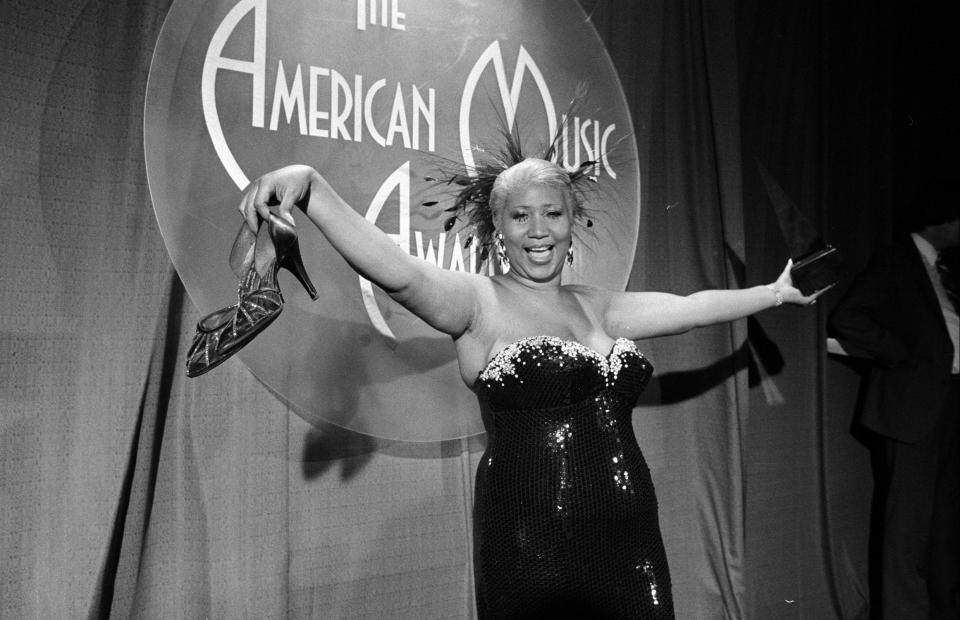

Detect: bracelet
[766, 285, 783, 307]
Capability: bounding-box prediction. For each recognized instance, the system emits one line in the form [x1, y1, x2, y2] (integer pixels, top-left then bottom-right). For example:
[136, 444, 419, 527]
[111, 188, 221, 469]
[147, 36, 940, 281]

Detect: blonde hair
[489, 159, 585, 223]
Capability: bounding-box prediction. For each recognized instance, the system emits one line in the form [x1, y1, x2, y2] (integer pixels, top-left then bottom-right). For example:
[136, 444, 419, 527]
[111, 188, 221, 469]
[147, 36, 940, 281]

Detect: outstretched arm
[603, 260, 825, 339]
[239, 165, 478, 337]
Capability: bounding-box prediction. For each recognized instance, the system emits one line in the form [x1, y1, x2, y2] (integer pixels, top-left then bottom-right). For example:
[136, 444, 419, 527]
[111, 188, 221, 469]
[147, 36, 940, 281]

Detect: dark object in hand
[791, 245, 844, 296]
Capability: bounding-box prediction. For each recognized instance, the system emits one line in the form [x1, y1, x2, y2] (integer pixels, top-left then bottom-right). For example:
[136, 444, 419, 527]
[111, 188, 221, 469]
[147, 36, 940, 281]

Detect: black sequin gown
[473, 336, 673, 620]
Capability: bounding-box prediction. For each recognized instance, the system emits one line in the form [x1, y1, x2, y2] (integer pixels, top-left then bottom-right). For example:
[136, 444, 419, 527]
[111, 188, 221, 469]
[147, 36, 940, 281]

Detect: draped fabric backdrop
[3, 0, 937, 617]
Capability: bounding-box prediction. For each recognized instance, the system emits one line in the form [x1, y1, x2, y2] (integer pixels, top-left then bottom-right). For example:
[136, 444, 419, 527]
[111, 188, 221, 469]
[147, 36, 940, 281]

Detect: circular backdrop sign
[146, 0, 640, 441]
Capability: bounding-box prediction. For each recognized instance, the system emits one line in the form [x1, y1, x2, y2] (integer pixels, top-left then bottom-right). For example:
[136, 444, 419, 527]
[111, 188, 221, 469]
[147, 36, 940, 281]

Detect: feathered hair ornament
[422, 104, 602, 269]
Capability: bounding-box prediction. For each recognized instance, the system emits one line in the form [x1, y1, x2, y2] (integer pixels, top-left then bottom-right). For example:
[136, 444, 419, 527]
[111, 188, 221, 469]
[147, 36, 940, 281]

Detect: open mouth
[524, 245, 554, 261]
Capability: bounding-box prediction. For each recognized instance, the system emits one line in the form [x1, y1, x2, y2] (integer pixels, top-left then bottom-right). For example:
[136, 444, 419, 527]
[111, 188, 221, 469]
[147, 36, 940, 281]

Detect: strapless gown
[473, 336, 673, 620]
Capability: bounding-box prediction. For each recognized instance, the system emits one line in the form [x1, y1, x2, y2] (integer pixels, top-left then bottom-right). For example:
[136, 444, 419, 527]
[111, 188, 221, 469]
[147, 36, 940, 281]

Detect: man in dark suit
[830, 192, 960, 619]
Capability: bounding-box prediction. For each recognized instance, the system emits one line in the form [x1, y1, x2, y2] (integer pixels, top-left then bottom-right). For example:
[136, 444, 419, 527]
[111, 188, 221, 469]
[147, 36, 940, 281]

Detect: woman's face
[497, 184, 573, 284]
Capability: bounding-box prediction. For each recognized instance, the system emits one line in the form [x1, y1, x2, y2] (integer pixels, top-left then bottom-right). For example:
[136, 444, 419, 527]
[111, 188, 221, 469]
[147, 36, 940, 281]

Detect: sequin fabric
[474, 336, 673, 620]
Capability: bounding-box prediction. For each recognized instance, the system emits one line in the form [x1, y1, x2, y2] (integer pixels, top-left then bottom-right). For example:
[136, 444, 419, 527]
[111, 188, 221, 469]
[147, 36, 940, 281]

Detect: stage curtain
[0, 0, 884, 618]
[736, 2, 877, 618]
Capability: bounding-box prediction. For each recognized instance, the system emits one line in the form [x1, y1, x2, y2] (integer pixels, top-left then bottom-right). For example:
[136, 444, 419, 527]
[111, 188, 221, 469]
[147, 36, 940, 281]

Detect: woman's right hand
[768, 259, 835, 306]
[238, 164, 321, 231]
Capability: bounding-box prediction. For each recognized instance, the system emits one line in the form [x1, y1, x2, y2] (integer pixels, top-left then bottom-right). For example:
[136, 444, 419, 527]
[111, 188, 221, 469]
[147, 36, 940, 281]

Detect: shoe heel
[281, 241, 318, 300]
[269, 213, 318, 300]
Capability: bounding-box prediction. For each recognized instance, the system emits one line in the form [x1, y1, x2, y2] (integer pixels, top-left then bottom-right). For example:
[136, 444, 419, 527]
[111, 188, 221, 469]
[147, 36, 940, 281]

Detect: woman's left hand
[769, 259, 834, 306]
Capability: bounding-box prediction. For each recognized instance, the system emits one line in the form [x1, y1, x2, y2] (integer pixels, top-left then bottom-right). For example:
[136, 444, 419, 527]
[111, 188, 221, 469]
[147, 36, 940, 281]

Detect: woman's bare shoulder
[562, 283, 614, 305]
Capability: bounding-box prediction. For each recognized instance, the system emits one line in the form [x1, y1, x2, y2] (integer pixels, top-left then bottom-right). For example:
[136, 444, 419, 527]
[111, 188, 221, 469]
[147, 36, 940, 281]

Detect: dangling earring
[566, 244, 574, 266]
[494, 231, 510, 273]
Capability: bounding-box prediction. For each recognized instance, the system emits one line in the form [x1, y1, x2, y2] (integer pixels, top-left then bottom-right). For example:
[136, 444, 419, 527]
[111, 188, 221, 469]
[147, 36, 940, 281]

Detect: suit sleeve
[828, 251, 914, 367]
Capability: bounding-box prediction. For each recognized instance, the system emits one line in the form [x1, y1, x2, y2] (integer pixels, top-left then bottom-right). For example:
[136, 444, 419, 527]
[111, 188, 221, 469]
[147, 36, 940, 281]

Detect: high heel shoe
[185, 212, 317, 378]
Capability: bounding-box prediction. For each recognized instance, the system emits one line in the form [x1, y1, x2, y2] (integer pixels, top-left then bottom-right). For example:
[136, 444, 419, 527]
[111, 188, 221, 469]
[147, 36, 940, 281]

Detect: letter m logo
[459, 41, 557, 171]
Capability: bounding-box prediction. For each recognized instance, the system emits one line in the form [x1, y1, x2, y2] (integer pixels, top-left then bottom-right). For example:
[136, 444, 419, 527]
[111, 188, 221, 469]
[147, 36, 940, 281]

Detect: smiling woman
[206, 139, 825, 617]
[493, 163, 575, 282]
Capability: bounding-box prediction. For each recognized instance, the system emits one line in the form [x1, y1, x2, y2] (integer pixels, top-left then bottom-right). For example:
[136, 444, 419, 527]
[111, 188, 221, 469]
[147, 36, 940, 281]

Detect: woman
[236, 158, 819, 619]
